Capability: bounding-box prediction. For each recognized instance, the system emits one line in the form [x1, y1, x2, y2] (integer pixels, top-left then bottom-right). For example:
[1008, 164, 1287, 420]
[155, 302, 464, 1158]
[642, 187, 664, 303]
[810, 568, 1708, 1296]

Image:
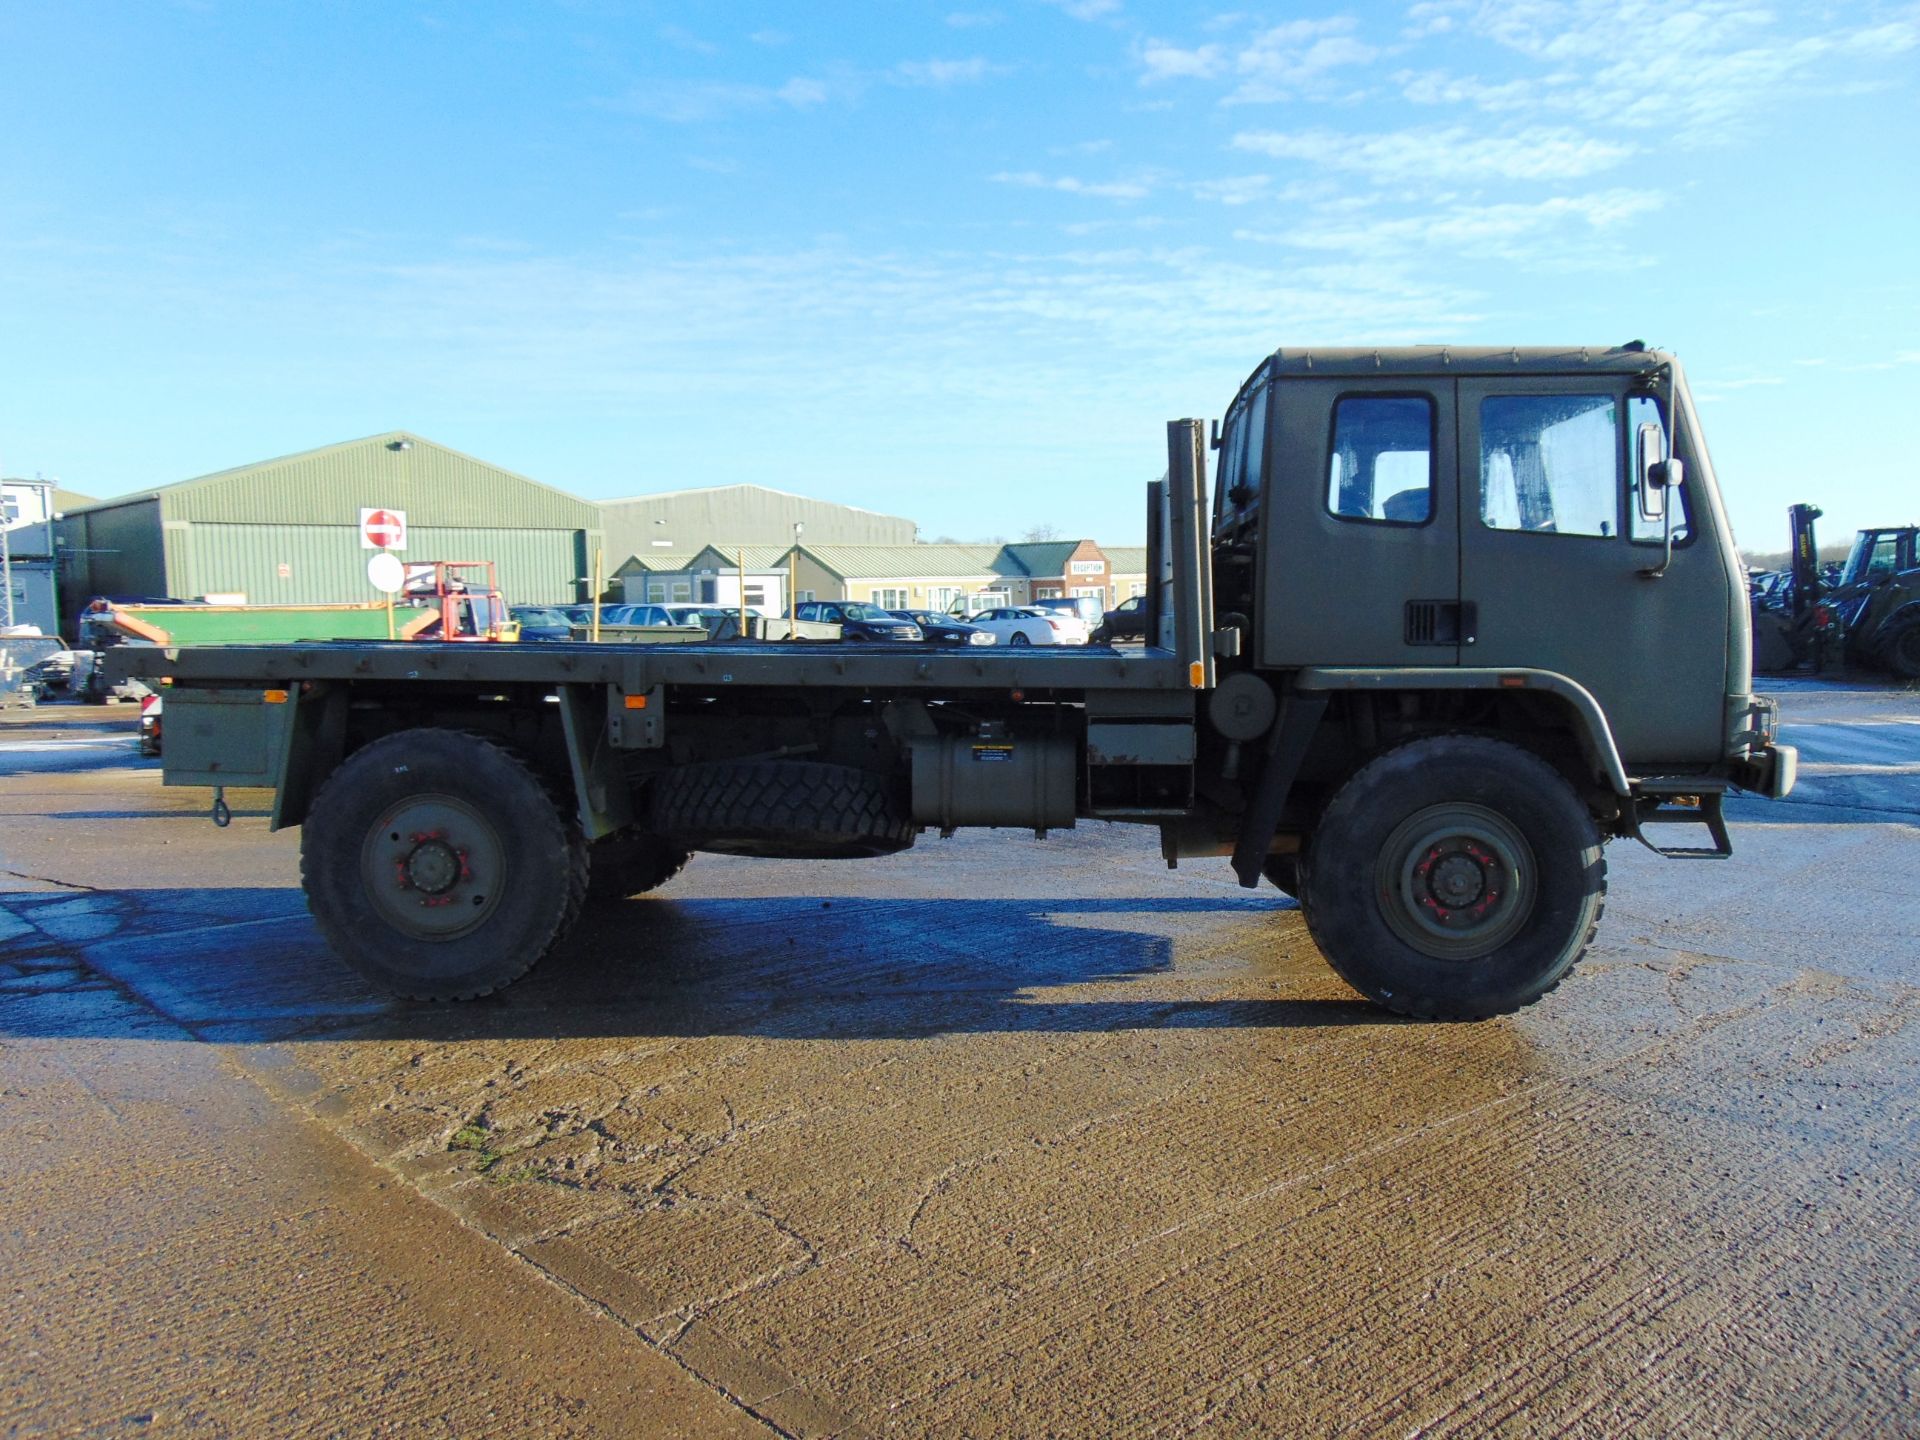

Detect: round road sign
[360, 507, 406, 550]
[367, 552, 406, 594]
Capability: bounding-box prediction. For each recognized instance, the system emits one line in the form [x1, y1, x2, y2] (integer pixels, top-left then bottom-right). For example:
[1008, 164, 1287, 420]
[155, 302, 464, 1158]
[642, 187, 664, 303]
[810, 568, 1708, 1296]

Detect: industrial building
[56, 433, 603, 619]
[601, 483, 915, 570]
[3, 479, 93, 635]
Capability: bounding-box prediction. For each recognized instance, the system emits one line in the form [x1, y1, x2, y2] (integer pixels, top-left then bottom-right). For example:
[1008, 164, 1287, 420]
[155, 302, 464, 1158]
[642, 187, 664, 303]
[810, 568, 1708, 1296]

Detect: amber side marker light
[263, 689, 289, 704]
[623, 694, 649, 710]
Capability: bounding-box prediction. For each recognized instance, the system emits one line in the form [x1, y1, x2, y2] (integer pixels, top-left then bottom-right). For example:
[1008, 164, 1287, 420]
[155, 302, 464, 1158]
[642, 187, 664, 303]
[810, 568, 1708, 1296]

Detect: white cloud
[600, 76, 833, 123]
[1043, 0, 1122, 19]
[991, 170, 1152, 200]
[1191, 175, 1272, 206]
[1229, 19, 1379, 102]
[1235, 188, 1664, 263]
[1138, 40, 1226, 82]
[892, 57, 1003, 87]
[1402, 2, 1920, 144]
[1231, 124, 1634, 184]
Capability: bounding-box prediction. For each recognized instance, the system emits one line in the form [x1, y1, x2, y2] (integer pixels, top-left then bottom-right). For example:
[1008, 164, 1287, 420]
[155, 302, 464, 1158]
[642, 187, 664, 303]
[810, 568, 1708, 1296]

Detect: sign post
[367, 552, 405, 640]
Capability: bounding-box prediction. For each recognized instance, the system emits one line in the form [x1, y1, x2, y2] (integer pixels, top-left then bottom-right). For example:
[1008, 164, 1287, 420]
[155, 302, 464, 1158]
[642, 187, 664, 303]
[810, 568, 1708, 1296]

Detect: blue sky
[2, 0, 1915, 551]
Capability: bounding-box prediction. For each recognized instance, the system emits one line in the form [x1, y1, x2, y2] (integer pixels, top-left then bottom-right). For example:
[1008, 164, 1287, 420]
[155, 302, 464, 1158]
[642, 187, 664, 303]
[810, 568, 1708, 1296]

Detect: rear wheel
[302, 729, 588, 1000]
[1009, 631, 1031, 646]
[1298, 735, 1605, 1020]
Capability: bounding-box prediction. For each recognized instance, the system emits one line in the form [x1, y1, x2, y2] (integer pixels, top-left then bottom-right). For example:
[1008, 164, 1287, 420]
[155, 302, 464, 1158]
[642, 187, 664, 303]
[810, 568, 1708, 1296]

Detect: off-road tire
[1883, 615, 1920, 680]
[588, 826, 692, 900]
[652, 760, 914, 859]
[302, 729, 589, 1000]
[1298, 735, 1606, 1020]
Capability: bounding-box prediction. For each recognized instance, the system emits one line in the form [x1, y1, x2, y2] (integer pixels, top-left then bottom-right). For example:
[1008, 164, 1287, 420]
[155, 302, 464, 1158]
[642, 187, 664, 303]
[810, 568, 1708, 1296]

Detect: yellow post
[591, 547, 603, 642]
[737, 549, 748, 638]
[385, 590, 395, 640]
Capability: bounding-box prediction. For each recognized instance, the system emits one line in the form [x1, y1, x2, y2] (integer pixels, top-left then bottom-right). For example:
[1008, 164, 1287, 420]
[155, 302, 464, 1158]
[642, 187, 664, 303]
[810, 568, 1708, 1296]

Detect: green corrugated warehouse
[57, 432, 603, 618]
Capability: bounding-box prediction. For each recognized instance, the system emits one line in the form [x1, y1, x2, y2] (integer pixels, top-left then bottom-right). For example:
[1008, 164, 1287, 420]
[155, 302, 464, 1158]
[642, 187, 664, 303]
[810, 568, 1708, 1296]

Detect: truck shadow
[0, 889, 1396, 1042]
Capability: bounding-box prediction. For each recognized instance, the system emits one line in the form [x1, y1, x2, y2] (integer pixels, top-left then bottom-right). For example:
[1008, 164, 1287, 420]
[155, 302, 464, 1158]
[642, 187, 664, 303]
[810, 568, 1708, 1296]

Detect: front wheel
[1884, 616, 1920, 680]
[301, 729, 588, 1000]
[1298, 736, 1605, 1020]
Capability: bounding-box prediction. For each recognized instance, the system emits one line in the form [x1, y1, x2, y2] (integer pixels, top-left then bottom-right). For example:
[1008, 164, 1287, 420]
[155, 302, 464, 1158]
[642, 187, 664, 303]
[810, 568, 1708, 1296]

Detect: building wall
[164, 523, 589, 607]
[3, 560, 59, 634]
[56, 499, 167, 616]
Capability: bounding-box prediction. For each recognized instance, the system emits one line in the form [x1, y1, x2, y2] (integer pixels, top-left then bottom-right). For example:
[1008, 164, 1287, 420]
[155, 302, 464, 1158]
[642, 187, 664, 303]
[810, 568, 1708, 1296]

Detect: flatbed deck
[114, 639, 1199, 696]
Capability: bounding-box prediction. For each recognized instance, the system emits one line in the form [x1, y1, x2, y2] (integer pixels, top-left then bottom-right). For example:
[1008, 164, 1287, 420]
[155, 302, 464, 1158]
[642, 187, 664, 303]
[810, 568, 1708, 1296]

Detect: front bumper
[1731, 743, 1797, 799]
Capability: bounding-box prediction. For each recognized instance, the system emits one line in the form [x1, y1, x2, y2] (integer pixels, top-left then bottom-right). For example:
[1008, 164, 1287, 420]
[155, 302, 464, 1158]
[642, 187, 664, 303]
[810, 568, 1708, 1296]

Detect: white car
[966, 606, 1089, 646]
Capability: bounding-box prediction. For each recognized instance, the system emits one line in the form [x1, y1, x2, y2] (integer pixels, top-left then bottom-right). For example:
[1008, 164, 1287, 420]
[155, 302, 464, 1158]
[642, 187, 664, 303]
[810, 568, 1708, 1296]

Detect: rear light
[1047, 619, 1067, 632]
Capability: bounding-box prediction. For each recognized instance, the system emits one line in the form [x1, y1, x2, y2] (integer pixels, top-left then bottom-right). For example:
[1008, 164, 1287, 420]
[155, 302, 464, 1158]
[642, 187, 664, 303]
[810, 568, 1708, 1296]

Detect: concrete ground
[1, 677, 1915, 1438]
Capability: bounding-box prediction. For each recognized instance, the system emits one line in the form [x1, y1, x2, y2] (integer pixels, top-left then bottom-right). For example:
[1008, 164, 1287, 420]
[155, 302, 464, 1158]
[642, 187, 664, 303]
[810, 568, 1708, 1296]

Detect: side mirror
[1635, 421, 1683, 521]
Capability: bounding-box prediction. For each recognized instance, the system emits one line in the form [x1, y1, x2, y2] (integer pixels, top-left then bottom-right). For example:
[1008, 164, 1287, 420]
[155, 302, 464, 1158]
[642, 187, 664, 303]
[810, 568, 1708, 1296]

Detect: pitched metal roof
[802, 543, 1011, 580]
[999, 541, 1083, 577]
[1104, 546, 1148, 573]
[62, 432, 601, 530]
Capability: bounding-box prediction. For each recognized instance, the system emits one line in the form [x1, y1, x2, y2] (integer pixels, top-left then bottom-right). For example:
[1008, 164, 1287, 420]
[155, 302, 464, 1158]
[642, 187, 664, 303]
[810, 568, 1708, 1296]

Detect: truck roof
[1263, 344, 1673, 378]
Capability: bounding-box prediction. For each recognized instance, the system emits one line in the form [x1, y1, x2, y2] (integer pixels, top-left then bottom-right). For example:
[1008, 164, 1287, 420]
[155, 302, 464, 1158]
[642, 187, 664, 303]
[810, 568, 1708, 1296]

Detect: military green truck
[115, 344, 1796, 1020]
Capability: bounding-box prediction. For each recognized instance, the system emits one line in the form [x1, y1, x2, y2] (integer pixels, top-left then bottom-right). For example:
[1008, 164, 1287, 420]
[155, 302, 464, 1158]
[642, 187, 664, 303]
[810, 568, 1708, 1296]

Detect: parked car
[889, 609, 997, 646]
[139, 693, 163, 755]
[511, 606, 575, 642]
[792, 601, 923, 642]
[1090, 595, 1148, 644]
[1027, 596, 1104, 629]
[966, 606, 1087, 646]
[663, 605, 734, 633]
[562, 603, 690, 631]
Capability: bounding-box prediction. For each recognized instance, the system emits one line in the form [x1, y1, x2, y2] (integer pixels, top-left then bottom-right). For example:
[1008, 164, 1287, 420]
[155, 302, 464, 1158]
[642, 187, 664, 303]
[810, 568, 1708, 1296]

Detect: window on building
[928, 586, 958, 611]
[874, 588, 908, 610]
[1480, 394, 1618, 536]
[1326, 395, 1434, 524]
[671, 581, 691, 601]
[743, 585, 767, 608]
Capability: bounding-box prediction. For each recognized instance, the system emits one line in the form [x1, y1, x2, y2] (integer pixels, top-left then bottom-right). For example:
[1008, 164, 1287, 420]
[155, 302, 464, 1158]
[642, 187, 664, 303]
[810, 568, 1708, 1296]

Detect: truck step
[1624, 786, 1732, 860]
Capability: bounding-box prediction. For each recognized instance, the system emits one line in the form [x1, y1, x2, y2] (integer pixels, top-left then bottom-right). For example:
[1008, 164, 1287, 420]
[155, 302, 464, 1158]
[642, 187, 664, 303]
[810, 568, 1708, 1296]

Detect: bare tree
[1021, 523, 1062, 542]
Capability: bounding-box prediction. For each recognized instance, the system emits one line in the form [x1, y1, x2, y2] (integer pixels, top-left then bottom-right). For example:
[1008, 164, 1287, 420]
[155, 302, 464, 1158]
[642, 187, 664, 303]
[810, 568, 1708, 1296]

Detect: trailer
[116, 344, 1797, 1019]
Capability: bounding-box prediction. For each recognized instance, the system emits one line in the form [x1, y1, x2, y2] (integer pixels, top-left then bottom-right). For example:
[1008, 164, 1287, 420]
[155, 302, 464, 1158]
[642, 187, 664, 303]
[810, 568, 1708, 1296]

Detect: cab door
[1457, 376, 1726, 763]
[1260, 376, 1460, 667]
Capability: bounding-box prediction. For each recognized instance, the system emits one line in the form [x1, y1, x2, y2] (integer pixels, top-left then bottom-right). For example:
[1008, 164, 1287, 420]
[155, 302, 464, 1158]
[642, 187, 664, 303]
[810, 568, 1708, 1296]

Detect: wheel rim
[1374, 802, 1536, 960]
[360, 794, 507, 940]
[1010, 632, 1030, 645]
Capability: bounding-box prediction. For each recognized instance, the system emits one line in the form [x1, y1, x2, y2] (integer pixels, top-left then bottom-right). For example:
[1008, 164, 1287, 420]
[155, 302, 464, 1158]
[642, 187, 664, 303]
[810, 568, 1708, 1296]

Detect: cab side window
[1326, 395, 1434, 524]
[1627, 394, 1691, 544]
[1226, 384, 1268, 506]
[1480, 394, 1617, 536]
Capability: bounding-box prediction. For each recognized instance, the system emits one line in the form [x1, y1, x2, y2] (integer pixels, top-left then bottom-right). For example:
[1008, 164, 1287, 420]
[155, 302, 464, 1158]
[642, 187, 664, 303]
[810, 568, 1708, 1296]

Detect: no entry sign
[359, 508, 407, 551]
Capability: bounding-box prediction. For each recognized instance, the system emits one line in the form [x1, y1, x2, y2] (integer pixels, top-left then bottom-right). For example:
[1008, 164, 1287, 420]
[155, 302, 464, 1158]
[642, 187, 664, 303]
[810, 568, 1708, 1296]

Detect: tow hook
[211, 786, 231, 828]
